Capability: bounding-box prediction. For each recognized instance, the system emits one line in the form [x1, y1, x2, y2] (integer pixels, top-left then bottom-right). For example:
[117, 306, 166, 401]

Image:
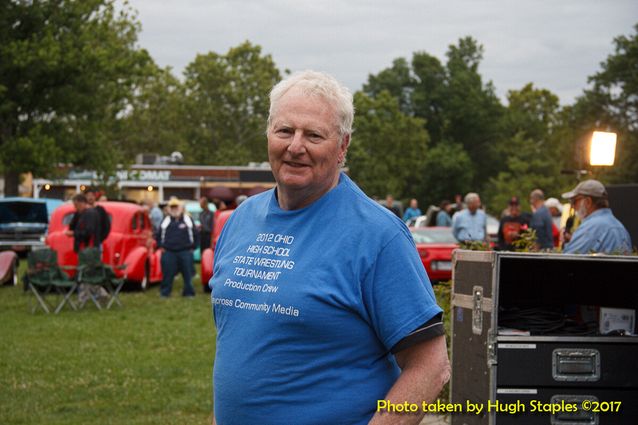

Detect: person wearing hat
[497, 196, 530, 251]
[562, 180, 632, 254]
[156, 197, 199, 297]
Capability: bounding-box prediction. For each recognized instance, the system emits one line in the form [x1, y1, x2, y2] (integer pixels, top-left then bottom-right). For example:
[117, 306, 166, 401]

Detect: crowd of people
[389, 179, 632, 255]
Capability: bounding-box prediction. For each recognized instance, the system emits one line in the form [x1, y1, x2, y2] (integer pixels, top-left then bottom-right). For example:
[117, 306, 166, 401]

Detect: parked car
[183, 201, 216, 262]
[200, 209, 234, 292]
[44, 199, 65, 219]
[46, 202, 162, 289]
[411, 205, 499, 245]
[486, 214, 499, 245]
[409, 227, 459, 283]
[0, 250, 19, 286]
[0, 197, 50, 253]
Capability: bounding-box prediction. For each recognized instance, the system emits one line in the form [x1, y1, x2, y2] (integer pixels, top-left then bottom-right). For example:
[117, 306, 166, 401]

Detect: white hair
[464, 192, 480, 204]
[267, 70, 354, 143]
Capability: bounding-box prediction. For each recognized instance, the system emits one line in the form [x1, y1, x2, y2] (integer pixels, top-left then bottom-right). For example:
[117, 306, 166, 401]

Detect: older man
[562, 179, 631, 254]
[452, 192, 486, 242]
[156, 197, 199, 298]
[210, 71, 449, 425]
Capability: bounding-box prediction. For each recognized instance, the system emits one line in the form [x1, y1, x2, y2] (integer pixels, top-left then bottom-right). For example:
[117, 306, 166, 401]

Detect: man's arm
[369, 335, 450, 425]
[451, 214, 461, 240]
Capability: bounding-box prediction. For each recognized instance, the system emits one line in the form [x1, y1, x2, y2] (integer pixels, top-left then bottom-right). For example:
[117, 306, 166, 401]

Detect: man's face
[467, 197, 480, 213]
[169, 205, 181, 218]
[267, 88, 348, 203]
[73, 201, 87, 212]
[572, 196, 591, 219]
[386, 196, 394, 207]
[410, 199, 418, 209]
[85, 192, 96, 205]
[510, 204, 520, 217]
[199, 197, 208, 209]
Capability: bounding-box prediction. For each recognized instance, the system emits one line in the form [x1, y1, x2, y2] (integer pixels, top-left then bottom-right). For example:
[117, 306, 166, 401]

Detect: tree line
[1, 1, 636, 213]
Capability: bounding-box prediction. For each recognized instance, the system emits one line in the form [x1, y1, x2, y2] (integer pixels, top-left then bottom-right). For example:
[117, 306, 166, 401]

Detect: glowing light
[590, 131, 617, 166]
[44, 184, 51, 190]
[147, 186, 154, 192]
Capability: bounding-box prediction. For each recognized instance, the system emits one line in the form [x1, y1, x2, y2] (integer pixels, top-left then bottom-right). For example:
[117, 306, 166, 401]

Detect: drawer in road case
[496, 337, 638, 388]
[495, 388, 638, 425]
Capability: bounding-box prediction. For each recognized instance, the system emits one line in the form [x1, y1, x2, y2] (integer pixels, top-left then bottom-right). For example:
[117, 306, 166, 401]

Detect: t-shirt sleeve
[360, 230, 443, 351]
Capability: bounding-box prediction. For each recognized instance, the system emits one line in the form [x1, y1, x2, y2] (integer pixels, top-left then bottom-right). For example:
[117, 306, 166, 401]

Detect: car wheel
[140, 261, 150, 291]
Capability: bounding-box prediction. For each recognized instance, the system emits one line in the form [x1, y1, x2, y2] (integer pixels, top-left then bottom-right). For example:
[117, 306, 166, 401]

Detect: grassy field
[1, 260, 452, 424]
[1, 261, 215, 425]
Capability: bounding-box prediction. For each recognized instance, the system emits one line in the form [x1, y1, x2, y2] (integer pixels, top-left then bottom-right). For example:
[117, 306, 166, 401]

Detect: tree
[419, 142, 473, 207]
[483, 84, 571, 213]
[361, 37, 505, 190]
[0, 0, 153, 195]
[116, 66, 189, 159]
[348, 91, 428, 199]
[363, 58, 414, 115]
[410, 52, 447, 144]
[181, 41, 281, 165]
[443, 37, 505, 188]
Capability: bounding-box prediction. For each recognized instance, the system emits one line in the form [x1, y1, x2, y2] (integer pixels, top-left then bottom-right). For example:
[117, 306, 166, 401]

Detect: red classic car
[46, 202, 162, 289]
[201, 209, 234, 291]
[410, 227, 458, 283]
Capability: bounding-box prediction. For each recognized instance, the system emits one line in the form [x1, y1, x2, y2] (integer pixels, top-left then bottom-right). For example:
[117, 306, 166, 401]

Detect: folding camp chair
[25, 248, 78, 314]
[77, 247, 126, 310]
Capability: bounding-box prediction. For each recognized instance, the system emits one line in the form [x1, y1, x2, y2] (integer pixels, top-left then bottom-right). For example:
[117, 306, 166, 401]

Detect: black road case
[450, 251, 638, 425]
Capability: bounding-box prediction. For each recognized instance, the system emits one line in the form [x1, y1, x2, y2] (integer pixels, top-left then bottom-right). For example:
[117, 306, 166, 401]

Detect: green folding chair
[77, 247, 126, 310]
[25, 248, 78, 314]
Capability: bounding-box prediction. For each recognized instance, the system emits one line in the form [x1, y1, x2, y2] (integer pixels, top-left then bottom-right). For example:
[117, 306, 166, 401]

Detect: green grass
[0, 261, 215, 425]
[0, 261, 453, 424]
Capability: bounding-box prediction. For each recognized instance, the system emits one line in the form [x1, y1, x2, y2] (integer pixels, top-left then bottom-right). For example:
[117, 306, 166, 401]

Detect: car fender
[122, 246, 148, 282]
[0, 251, 18, 285]
[150, 249, 162, 283]
[201, 248, 214, 289]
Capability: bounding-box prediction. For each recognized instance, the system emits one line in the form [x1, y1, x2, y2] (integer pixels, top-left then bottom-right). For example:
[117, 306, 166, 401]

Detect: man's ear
[338, 134, 350, 164]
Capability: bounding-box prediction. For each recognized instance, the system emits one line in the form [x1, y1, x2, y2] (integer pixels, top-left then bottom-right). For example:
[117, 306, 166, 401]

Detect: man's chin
[277, 176, 310, 190]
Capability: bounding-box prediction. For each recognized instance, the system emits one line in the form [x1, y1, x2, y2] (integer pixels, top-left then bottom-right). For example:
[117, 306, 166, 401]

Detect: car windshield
[410, 228, 458, 244]
[0, 201, 48, 224]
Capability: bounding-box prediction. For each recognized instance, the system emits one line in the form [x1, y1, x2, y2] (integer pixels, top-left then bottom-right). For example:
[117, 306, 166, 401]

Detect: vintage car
[409, 226, 459, 283]
[46, 202, 162, 289]
[0, 197, 50, 252]
[200, 209, 234, 291]
[0, 250, 19, 286]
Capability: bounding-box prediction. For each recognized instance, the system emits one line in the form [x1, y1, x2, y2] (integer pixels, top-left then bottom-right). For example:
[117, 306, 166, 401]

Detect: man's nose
[287, 130, 306, 155]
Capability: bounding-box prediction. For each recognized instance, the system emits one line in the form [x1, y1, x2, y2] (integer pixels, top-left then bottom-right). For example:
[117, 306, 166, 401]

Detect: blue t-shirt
[563, 208, 632, 254]
[210, 173, 441, 425]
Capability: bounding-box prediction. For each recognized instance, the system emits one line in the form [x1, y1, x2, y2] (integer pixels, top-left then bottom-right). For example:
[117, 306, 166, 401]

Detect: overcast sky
[127, 0, 637, 105]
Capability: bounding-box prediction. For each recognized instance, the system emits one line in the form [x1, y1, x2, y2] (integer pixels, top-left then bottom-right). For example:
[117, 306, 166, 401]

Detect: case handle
[552, 349, 600, 382]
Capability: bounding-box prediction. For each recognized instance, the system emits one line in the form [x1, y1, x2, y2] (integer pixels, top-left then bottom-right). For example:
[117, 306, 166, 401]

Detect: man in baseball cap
[561, 179, 631, 254]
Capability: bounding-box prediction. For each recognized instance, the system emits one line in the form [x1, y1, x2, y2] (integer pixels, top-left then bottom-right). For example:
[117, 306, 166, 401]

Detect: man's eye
[308, 133, 324, 142]
[276, 128, 293, 135]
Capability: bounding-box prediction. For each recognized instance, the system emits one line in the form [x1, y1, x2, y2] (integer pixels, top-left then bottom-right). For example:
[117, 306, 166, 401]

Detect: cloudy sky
[127, 0, 637, 105]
